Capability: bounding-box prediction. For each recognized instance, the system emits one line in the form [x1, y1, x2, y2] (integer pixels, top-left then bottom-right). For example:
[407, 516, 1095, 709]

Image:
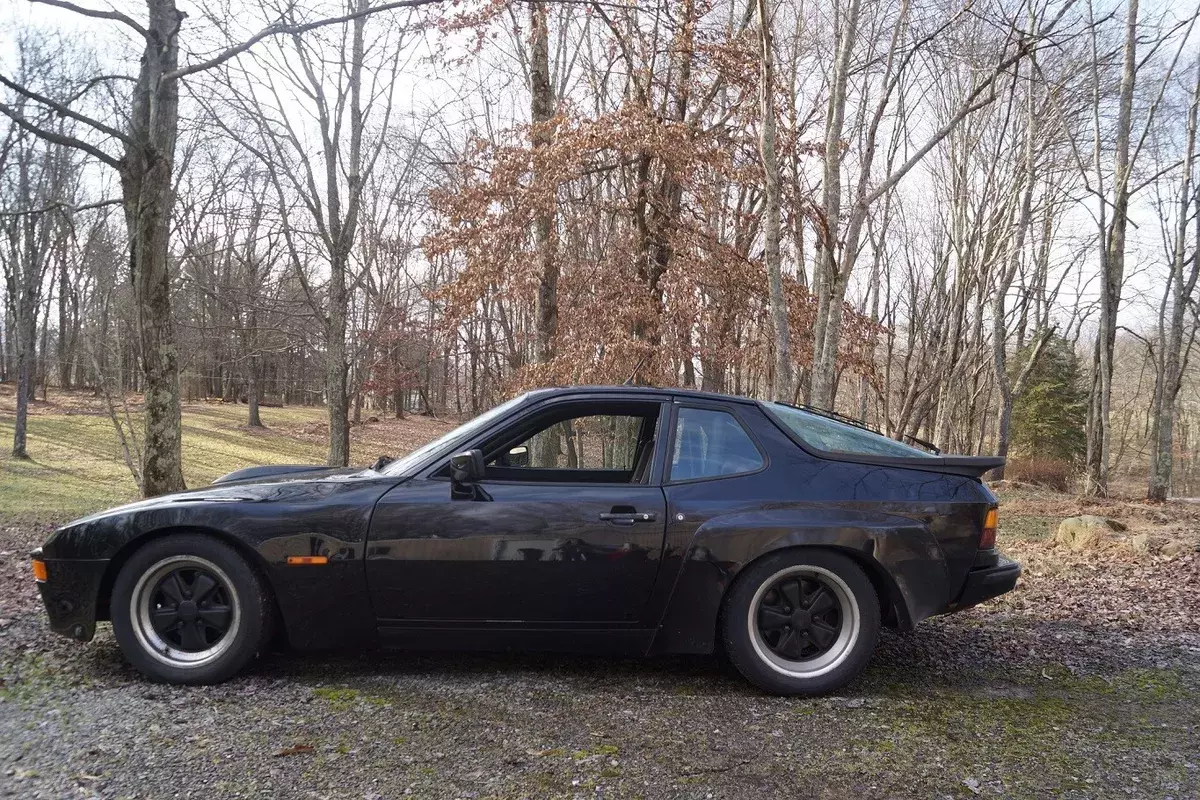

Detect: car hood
[56, 464, 390, 530]
[209, 464, 354, 485]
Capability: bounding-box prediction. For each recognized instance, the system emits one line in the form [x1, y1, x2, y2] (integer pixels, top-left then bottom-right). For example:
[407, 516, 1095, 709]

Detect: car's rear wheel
[111, 534, 271, 684]
[720, 549, 879, 695]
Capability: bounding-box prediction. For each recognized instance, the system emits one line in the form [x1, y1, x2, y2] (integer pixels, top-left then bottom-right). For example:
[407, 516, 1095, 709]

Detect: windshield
[379, 394, 529, 475]
[762, 402, 936, 459]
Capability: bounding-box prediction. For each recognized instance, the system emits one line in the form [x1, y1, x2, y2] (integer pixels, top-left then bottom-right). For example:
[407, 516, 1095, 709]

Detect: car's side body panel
[365, 477, 668, 624]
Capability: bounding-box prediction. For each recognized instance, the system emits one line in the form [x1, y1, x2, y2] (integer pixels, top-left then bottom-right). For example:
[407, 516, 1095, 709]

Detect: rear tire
[111, 534, 271, 684]
[720, 549, 879, 695]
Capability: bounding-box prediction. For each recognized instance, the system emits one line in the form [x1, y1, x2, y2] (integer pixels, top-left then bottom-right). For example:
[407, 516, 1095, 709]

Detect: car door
[365, 397, 670, 625]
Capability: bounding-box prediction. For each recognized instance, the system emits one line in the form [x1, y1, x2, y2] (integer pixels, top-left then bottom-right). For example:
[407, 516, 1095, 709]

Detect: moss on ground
[801, 665, 1198, 797]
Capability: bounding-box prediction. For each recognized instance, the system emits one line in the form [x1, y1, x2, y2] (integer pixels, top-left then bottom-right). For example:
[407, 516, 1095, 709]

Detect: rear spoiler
[826, 454, 1005, 478]
[926, 456, 1006, 478]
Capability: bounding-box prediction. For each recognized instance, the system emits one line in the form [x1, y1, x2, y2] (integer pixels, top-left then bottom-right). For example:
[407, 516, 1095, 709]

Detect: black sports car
[31, 386, 1019, 695]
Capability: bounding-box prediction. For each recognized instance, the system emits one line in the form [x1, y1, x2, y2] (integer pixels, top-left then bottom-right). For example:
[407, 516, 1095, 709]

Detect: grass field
[0, 387, 453, 521]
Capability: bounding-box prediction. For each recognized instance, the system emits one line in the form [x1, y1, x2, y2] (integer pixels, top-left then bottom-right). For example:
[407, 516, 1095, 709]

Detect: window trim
[664, 400, 770, 485]
[426, 396, 672, 488]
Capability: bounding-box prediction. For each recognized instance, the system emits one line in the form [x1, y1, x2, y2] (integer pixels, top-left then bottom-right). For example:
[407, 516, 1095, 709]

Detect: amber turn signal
[980, 507, 998, 550]
[286, 555, 328, 566]
[32, 559, 48, 582]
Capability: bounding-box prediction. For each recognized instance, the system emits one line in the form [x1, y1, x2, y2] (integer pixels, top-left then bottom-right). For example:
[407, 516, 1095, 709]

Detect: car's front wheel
[720, 549, 880, 695]
[111, 534, 271, 684]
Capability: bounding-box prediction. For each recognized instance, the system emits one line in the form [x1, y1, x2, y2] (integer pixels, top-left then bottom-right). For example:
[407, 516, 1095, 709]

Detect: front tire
[111, 534, 271, 684]
[720, 549, 880, 695]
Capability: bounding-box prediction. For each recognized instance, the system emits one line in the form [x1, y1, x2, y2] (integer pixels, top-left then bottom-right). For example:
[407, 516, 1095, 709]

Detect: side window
[505, 414, 644, 470]
[670, 407, 764, 481]
[484, 408, 659, 483]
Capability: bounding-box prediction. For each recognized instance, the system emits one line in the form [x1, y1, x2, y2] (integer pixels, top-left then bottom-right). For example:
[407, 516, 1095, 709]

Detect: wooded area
[2, 0, 1200, 499]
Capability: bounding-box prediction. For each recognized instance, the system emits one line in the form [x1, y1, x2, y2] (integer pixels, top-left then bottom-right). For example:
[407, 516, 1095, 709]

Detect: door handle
[599, 511, 658, 524]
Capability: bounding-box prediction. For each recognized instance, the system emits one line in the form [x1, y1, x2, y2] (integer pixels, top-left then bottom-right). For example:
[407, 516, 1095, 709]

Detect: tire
[110, 533, 272, 684]
[720, 549, 880, 696]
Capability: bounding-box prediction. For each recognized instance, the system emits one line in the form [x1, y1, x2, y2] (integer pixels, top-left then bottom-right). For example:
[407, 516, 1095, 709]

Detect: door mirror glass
[449, 449, 486, 484]
[506, 445, 530, 467]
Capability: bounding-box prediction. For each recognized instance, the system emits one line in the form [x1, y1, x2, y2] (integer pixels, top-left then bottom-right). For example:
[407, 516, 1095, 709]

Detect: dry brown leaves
[992, 536, 1200, 636]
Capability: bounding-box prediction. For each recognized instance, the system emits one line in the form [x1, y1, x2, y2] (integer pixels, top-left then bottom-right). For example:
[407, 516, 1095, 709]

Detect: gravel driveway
[2, 522, 1197, 800]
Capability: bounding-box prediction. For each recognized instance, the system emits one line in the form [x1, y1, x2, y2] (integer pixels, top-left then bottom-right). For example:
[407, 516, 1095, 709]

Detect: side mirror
[449, 449, 486, 484]
[506, 445, 530, 467]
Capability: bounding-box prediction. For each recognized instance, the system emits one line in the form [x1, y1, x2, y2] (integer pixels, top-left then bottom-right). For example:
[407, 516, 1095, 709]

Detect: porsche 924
[32, 386, 1019, 695]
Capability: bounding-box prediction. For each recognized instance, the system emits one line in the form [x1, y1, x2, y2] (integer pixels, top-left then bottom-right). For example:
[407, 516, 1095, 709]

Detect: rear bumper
[950, 555, 1021, 611]
[31, 548, 107, 643]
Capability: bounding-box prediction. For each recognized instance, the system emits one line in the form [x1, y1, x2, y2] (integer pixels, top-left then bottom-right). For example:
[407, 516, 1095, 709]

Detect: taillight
[980, 507, 998, 550]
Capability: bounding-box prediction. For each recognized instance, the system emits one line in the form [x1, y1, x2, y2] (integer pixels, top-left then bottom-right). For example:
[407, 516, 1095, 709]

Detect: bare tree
[808, 0, 1077, 410]
[0, 0, 437, 492]
[757, 0, 791, 402]
[0, 36, 79, 459]
[1147, 59, 1200, 501]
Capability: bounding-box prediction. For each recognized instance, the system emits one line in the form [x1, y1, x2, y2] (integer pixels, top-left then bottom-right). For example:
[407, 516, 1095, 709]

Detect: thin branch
[0, 198, 122, 218]
[165, 0, 442, 81]
[0, 101, 121, 168]
[29, 0, 148, 37]
[0, 73, 132, 144]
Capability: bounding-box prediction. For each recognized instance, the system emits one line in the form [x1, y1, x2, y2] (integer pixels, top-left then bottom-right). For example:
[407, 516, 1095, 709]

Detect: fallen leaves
[273, 743, 315, 758]
[988, 537, 1200, 635]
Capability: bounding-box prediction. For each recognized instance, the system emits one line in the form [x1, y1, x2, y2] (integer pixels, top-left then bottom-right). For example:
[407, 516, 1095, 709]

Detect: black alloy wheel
[720, 549, 880, 695]
[144, 563, 236, 653]
[111, 534, 272, 684]
[755, 573, 844, 662]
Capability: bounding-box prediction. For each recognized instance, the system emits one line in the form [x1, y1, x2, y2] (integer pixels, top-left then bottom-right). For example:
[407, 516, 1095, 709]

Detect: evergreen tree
[1010, 335, 1088, 462]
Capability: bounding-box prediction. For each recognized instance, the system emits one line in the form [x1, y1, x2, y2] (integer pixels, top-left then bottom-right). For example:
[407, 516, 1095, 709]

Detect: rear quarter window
[762, 402, 936, 459]
[670, 407, 765, 480]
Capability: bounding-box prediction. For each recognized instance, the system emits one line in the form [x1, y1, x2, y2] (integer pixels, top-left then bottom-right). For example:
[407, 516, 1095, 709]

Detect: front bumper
[951, 554, 1021, 610]
[31, 548, 108, 642]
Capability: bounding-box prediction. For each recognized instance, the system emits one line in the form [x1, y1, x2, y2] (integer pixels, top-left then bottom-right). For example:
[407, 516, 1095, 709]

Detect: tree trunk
[1148, 59, 1200, 501]
[118, 0, 186, 497]
[57, 252, 72, 389]
[324, 0, 368, 467]
[757, 0, 790, 402]
[530, 0, 558, 366]
[11, 312, 34, 459]
[247, 355, 264, 428]
[326, 263, 351, 465]
[809, 0, 862, 409]
[1087, 0, 1138, 497]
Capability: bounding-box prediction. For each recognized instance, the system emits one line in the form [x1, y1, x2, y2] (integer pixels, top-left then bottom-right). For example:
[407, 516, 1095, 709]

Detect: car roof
[525, 385, 760, 406]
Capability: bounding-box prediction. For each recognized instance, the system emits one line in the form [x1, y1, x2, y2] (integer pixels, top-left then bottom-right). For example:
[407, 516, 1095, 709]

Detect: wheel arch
[96, 526, 282, 639]
[718, 543, 907, 634]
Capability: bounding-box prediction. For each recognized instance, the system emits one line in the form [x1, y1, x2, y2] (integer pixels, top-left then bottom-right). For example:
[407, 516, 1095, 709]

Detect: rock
[1161, 540, 1191, 558]
[1055, 515, 1121, 550]
[1130, 533, 1158, 554]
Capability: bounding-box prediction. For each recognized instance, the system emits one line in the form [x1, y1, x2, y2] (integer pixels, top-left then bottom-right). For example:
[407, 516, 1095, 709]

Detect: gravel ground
[2, 522, 1198, 800]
